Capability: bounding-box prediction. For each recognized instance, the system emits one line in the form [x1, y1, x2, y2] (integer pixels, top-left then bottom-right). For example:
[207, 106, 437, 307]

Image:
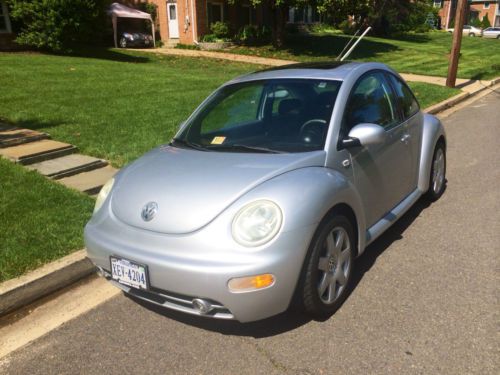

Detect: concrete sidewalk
[132, 47, 493, 91]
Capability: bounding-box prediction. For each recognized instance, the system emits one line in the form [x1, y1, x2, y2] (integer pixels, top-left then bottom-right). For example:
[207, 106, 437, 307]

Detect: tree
[7, 0, 106, 52]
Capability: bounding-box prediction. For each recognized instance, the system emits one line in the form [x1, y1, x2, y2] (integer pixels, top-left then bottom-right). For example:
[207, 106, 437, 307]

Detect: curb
[0, 249, 94, 316]
[425, 78, 499, 114]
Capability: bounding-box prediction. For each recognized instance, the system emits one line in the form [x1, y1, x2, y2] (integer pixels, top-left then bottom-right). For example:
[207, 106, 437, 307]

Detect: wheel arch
[418, 113, 447, 193]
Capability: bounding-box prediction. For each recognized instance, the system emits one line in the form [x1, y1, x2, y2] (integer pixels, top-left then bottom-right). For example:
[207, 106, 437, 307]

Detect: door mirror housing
[342, 123, 386, 149]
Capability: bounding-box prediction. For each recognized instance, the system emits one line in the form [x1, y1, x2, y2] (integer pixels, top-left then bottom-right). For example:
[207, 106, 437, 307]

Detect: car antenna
[336, 29, 361, 61]
[337, 26, 372, 62]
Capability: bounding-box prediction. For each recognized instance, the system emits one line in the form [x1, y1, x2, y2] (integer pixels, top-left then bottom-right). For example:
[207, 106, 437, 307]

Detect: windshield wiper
[205, 144, 285, 154]
[170, 138, 207, 151]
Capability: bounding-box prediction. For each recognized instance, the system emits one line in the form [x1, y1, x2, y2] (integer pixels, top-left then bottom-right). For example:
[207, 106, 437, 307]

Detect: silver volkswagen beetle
[85, 62, 446, 322]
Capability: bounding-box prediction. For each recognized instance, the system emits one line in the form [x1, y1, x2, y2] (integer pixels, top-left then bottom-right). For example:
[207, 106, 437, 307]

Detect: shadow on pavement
[129, 197, 437, 338]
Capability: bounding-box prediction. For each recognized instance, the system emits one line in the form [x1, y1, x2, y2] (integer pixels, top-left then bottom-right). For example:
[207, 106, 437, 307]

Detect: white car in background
[482, 27, 500, 39]
[447, 25, 483, 37]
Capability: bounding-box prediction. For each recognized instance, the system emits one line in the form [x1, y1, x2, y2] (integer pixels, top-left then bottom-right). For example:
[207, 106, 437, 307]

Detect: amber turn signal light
[228, 274, 275, 292]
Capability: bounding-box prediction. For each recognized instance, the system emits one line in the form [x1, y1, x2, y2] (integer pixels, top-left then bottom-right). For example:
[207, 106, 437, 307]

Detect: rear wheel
[425, 142, 446, 201]
[300, 215, 355, 319]
[469, 33, 475, 37]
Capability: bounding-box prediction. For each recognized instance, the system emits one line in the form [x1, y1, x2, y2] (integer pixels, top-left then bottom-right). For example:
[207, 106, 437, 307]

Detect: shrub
[8, 0, 106, 52]
[201, 34, 218, 43]
[339, 20, 356, 35]
[234, 25, 271, 45]
[470, 17, 482, 28]
[481, 16, 491, 29]
[210, 21, 230, 39]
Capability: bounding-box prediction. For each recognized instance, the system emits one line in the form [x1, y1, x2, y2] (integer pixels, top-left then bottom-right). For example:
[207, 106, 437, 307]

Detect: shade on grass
[229, 32, 500, 80]
[0, 158, 94, 282]
[1, 50, 458, 168]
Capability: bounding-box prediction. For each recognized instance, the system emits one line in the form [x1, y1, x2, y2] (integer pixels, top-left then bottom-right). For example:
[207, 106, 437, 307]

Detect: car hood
[111, 145, 326, 234]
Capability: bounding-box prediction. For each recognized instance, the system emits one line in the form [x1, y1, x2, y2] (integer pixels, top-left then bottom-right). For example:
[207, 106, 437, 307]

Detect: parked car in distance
[482, 27, 500, 39]
[446, 25, 482, 37]
[119, 32, 153, 48]
[85, 62, 447, 323]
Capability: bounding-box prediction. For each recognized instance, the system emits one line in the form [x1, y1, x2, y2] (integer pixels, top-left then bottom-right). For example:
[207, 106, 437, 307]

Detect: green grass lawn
[228, 31, 500, 80]
[0, 51, 261, 168]
[1, 50, 459, 167]
[408, 82, 459, 108]
[0, 158, 94, 282]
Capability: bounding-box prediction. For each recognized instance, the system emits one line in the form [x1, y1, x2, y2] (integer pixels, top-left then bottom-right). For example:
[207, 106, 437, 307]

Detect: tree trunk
[270, 3, 287, 48]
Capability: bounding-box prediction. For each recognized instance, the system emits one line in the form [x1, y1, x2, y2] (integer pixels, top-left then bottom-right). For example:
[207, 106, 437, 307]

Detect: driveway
[1, 91, 498, 374]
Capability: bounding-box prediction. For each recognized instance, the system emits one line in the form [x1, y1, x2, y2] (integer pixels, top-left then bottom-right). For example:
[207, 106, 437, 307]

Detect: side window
[387, 74, 420, 120]
[344, 72, 399, 132]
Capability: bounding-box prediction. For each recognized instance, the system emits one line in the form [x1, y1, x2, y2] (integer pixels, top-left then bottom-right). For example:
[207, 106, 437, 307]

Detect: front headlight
[93, 178, 114, 214]
[232, 200, 282, 247]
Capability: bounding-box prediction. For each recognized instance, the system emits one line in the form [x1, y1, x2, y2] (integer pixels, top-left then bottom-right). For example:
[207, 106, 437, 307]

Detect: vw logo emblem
[141, 202, 158, 222]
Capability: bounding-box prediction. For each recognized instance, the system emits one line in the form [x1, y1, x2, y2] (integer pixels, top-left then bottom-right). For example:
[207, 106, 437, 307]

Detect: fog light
[228, 274, 275, 293]
[192, 298, 213, 314]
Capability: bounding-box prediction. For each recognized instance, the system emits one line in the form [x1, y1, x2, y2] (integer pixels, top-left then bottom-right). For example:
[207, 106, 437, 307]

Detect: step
[0, 128, 50, 148]
[58, 165, 118, 195]
[0, 139, 76, 165]
[26, 154, 108, 179]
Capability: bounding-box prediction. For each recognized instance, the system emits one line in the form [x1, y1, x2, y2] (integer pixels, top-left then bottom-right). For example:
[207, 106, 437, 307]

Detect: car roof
[225, 61, 384, 86]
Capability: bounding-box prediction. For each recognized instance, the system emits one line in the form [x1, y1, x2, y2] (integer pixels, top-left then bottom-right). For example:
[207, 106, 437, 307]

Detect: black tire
[300, 214, 355, 320]
[497, 35, 500, 40]
[469, 33, 475, 37]
[425, 141, 446, 202]
[119, 37, 127, 48]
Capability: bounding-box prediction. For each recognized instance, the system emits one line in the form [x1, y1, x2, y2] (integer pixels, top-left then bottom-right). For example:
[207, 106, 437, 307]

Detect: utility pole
[446, 0, 468, 88]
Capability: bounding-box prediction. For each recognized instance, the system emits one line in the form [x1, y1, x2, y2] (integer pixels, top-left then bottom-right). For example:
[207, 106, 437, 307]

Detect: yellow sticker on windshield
[211, 136, 226, 145]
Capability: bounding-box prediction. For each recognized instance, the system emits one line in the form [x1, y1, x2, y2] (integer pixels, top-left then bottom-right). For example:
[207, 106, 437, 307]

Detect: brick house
[434, 0, 500, 29]
[146, 0, 271, 45]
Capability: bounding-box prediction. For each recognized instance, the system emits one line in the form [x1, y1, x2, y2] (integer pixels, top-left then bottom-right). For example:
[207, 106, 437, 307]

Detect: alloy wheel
[317, 227, 351, 304]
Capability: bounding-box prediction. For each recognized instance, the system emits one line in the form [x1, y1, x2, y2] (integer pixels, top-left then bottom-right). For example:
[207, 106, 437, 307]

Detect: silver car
[482, 27, 500, 39]
[85, 62, 447, 322]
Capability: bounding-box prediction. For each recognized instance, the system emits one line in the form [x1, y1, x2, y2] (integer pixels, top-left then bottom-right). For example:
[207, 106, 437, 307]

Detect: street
[1, 89, 499, 374]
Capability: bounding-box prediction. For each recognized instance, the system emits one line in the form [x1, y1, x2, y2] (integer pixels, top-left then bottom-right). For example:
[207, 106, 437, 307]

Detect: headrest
[317, 91, 337, 109]
[278, 98, 302, 115]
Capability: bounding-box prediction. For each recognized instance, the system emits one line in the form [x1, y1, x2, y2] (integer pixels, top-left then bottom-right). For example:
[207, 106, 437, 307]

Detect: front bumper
[84, 213, 316, 323]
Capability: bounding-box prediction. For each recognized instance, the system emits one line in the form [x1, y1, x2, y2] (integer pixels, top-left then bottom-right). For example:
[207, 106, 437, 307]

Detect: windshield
[175, 79, 342, 153]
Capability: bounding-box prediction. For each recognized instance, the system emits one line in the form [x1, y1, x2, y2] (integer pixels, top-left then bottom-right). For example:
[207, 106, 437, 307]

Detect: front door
[167, 3, 179, 39]
[343, 72, 414, 227]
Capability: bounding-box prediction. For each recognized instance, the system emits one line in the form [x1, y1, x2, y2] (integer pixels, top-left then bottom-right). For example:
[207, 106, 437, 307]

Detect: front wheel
[300, 215, 355, 319]
[119, 37, 127, 48]
[425, 142, 446, 201]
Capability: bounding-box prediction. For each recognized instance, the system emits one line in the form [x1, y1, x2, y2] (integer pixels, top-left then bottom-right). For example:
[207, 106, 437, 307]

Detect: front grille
[104, 272, 234, 320]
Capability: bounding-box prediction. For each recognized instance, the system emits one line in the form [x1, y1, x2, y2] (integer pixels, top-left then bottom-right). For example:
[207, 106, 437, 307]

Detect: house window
[241, 5, 257, 25]
[433, 0, 443, 8]
[484, 2, 490, 9]
[207, 2, 223, 26]
[0, 2, 12, 33]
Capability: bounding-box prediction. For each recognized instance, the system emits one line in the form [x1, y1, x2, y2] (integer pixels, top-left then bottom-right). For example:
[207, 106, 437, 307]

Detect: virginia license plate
[110, 256, 149, 290]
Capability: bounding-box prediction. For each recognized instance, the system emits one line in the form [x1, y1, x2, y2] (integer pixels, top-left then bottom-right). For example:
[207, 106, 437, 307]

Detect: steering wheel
[300, 119, 327, 144]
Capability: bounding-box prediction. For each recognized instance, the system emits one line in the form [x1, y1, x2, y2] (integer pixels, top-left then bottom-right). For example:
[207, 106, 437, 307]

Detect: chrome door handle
[400, 134, 411, 143]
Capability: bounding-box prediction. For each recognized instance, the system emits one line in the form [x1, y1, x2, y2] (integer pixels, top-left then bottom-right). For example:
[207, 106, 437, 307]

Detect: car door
[342, 71, 413, 227]
[386, 72, 423, 189]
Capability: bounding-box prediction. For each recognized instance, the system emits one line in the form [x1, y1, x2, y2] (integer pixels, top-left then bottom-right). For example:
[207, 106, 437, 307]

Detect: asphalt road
[1, 90, 499, 375]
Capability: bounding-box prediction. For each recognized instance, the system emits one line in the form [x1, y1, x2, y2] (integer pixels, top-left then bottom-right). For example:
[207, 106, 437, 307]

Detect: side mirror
[341, 123, 386, 149]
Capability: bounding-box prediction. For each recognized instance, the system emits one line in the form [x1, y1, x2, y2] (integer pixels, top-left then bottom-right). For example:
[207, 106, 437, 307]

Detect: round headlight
[232, 200, 282, 247]
[93, 178, 114, 214]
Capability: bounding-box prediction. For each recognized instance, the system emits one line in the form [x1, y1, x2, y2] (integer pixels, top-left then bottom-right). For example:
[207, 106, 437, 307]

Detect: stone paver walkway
[133, 47, 496, 91]
[0, 125, 117, 196]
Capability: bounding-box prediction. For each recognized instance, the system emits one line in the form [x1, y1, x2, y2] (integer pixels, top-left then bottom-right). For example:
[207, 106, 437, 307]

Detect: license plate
[110, 256, 149, 290]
